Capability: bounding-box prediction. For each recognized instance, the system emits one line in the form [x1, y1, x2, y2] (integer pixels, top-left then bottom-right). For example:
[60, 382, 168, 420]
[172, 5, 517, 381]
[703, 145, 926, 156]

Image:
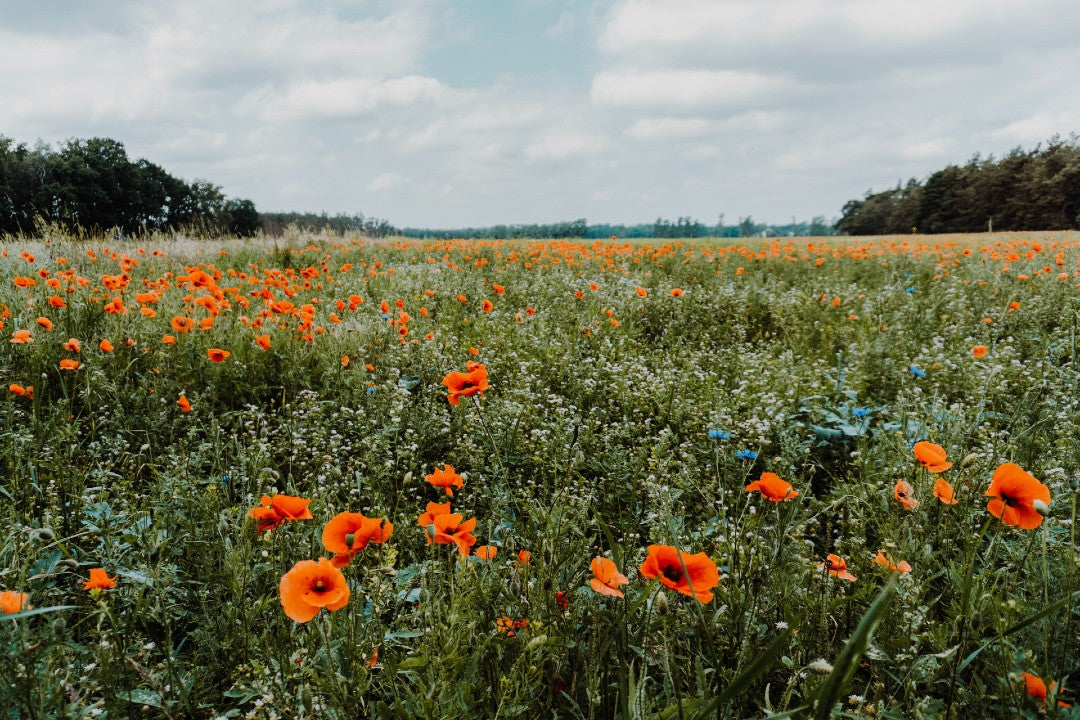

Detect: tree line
[0, 136, 260, 236]
[838, 135, 1080, 235]
[406, 216, 838, 240]
[262, 212, 397, 237]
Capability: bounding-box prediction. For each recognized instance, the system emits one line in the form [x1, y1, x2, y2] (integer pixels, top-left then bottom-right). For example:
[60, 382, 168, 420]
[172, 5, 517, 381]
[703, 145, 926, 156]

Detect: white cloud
[367, 172, 408, 192]
[243, 76, 446, 122]
[591, 70, 794, 108]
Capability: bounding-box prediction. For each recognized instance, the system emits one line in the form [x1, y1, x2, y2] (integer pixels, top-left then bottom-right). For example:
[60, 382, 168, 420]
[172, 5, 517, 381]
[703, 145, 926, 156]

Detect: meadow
[0, 228, 1077, 719]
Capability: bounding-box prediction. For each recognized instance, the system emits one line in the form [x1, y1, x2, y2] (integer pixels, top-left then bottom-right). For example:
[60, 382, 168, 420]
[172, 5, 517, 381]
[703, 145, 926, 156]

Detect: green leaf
[687, 628, 792, 718]
[809, 576, 898, 720]
[0, 605, 77, 621]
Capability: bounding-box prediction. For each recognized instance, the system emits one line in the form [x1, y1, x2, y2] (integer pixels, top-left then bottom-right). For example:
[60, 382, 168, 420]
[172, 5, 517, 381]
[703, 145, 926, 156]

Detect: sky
[2, 0, 1080, 229]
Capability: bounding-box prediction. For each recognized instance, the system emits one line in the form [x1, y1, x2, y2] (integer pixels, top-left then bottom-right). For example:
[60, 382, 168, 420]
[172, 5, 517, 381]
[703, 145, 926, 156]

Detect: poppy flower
[63, 338, 81, 353]
[474, 545, 498, 561]
[99, 339, 114, 353]
[745, 472, 799, 501]
[48, 296, 66, 309]
[555, 591, 570, 609]
[13, 277, 36, 288]
[162, 335, 176, 345]
[425, 464, 464, 496]
[177, 394, 191, 413]
[589, 557, 629, 598]
[873, 550, 911, 574]
[59, 359, 80, 371]
[818, 554, 856, 582]
[0, 590, 31, 614]
[36, 317, 53, 331]
[322, 512, 394, 567]
[972, 345, 988, 358]
[279, 558, 350, 623]
[933, 477, 958, 505]
[1022, 672, 1047, 703]
[635, 287, 647, 298]
[249, 494, 313, 534]
[492, 284, 505, 294]
[207, 348, 230, 363]
[913, 441, 951, 473]
[10, 329, 32, 344]
[417, 501, 451, 528]
[639, 545, 718, 603]
[255, 334, 271, 351]
[170, 316, 195, 334]
[481, 299, 493, 313]
[428, 512, 477, 556]
[985, 462, 1051, 529]
[496, 616, 527, 636]
[670, 288, 684, 297]
[83, 568, 117, 590]
[515, 549, 531, 567]
[442, 362, 489, 406]
[893, 480, 920, 510]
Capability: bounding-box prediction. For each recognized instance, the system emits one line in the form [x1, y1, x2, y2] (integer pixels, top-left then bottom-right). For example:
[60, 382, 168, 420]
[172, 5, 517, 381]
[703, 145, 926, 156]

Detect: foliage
[0, 230, 1077, 718]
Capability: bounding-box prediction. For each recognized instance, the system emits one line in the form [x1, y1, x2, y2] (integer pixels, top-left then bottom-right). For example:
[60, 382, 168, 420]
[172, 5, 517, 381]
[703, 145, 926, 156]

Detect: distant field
[0, 230, 1077, 718]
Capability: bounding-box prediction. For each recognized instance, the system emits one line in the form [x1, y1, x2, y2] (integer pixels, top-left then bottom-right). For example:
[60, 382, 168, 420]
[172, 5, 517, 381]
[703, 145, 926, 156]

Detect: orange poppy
[481, 299, 493, 313]
[0, 590, 31, 614]
[177, 394, 191, 413]
[162, 334, 176, 345]
[496, 616, 527, 636]
[913, 441, 951, 473]
[255, 334, 271, 351]
[99, 339, 114, 352]
[170, 316, 195, 334]
[635, 287, 647, 298]
[322, 512, 394, 567]
[474, 545, 498, 561]
[36, 317, 53, 331]
[63, 338, 81, 353]
[207, 348, 230, 363]
[9, 329, 32, 344]
[48, 296, 66, 308]
[417, 501, 452, 528]
[985, 462, 1051, 529]
[492, 284, 505, 294]
[279, 557, 350, 623]
[933, 477, 958, 505]
[59, 359, 79, 371]
[13, 276, 36, 288]
[873, 550, 911, 574]
[818, 553, 856, 582]
[83, 568, 117, 590]
[1022, 672, 1047, 703]
[893, 480, 919, 510]
[248, 494, 313, 534]
[639, 545, 718, 603]
[8, 383, 28, 397]
[972, 345, 988, 358]
[442, 362, 489, 406]
[428, 512, 477, 556]
[670, 288, 684, 297]
[515, 549, 531, 567]
[745, 472, 799, 501]
[425, 464, 464, 497]
[589, 557, 628, 598]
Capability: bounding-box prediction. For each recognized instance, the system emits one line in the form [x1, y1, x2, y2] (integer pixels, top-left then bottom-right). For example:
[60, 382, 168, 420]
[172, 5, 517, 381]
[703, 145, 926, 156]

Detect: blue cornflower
[905, 287, 915, 294]
[367, 386, 377, 394]
[735, 449, 758, 460]
[708, 428, 731, 440]
[852, 407, 872, 418]
[909, 366, 926, 377]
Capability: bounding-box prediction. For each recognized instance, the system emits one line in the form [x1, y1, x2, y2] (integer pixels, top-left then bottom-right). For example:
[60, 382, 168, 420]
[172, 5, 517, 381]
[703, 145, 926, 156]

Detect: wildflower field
[1, 229, 1078, 719]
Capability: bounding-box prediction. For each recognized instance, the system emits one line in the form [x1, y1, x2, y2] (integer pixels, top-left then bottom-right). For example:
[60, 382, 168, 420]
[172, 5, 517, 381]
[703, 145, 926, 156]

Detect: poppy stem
[945, 515, 994, 720]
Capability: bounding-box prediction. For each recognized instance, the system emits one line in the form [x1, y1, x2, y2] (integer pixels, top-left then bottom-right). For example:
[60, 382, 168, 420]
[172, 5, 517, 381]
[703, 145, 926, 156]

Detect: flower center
[662, 564, 683, 583]
[313, 579, 326, 593]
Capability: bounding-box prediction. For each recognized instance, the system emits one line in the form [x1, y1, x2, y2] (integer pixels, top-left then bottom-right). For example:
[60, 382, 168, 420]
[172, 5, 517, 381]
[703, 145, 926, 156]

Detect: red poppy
[972, 345, 988, 358]
[59, 359, 80, 371]
[63, 338, 81, 353]
[745, 472, 798, 501]
[322, 512, 394, 567]
[279, 558, 350, 623]
[442, 362, 489, 406]
[248, 494, 313, 534]
[481, 299, 494, 313]
[894, 480, 919, 510]
[99, 339, 114, 353]
[9, 330, 32, 344]
[639, 545, 718, 603]
[474, 545, 498, 561]
[177, 394, 192, 413]
[589, 557, 628, 598]
[913, 441, 951, 473]
[428, 512, 477, 556]
[207, 348, 230, 363]
[985, 462, 1051, 529]
[8, 384, 28, 397]
[515, 549, 531, 567]
[0, 590, 31, 614]
[670, 288, 684, 297]
[873, 550, 911, 574]
[496, 616, 527, 636]
[36, 316, 53, 331]
[83, 568, 118, 590]
[417, 501, 452, 528]
[255, 334, 271, 351]
[933, 477, 958, 505]
[818, 553, 856, 582]
[425, 464, 464, 496]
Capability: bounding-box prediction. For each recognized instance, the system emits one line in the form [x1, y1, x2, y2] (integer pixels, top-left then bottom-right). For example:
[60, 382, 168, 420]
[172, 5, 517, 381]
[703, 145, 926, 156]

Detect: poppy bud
[1032, 499, 1050, 517]
[654, 590, 668, 612]
[403, 471, 413, 486]
[344, 533, 356, 548]
[961, 452, 980, 468]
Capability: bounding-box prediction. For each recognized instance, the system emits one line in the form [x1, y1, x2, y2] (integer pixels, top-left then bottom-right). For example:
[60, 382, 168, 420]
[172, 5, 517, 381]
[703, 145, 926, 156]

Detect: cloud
[242, 76, 446, 122]
[366, 172, 408, 192]
[591, 70, 795, 108]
